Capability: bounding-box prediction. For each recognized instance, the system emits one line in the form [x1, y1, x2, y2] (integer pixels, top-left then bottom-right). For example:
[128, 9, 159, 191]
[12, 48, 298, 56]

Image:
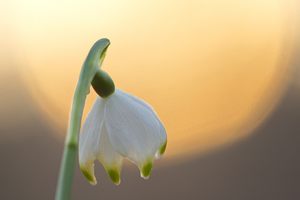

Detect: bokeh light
[2, 0, 298, 161]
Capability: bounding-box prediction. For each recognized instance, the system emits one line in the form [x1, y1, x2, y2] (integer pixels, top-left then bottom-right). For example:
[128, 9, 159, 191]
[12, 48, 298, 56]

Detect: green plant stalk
[55, 38, 110, 200]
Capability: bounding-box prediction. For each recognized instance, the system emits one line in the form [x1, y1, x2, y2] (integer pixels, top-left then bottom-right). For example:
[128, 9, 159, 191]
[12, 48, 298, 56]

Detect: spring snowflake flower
[55, 39, 166, 199]
[79, 89, 167, 185]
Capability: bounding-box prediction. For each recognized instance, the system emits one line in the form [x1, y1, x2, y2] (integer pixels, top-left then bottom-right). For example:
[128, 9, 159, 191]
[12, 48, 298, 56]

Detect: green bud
[92, 70, 115, 98]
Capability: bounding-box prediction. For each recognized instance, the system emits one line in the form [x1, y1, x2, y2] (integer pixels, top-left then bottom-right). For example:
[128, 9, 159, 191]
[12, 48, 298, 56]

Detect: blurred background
[0, 0, 300, 199]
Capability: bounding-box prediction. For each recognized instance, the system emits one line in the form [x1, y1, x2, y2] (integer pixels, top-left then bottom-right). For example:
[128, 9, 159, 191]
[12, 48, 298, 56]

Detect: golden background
[0, 0, 299, 199]
[6, 0, 298, 159]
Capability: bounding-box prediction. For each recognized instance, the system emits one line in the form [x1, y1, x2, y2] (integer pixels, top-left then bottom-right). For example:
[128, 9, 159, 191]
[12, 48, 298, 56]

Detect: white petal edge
[96, 123, 123, 185]
[79, 98, 105, 185]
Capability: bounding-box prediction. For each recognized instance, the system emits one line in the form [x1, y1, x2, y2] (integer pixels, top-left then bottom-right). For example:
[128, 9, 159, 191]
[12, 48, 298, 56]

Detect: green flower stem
[55, 38, 110, 200]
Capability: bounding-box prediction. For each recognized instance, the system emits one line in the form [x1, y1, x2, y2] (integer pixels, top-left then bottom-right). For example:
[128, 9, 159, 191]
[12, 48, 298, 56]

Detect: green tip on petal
[80, 167, 97, 185]
[106, 168, 121, 185]
[159, 141, 167, 155]
[140, 161, 153, 179]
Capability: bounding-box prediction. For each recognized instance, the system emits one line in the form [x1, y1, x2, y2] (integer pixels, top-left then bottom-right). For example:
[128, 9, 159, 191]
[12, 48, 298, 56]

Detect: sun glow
[4, 0, 298, 161]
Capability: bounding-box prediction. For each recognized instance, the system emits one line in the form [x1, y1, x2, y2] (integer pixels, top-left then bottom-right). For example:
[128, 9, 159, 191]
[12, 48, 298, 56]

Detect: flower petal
[97, 124, 123, 185]
[79, 97, 105, 185]
[118, 90, 167, 157]
[105, 90, 167, 178]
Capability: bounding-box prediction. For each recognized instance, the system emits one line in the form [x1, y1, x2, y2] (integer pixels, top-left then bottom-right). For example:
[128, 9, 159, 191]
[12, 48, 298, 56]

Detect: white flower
[79, 89, 167, 185]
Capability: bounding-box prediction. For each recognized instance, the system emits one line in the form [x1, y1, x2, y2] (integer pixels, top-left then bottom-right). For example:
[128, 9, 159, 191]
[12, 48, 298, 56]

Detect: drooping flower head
[79, 71, 167, 185]
[55, 38, 165, 200]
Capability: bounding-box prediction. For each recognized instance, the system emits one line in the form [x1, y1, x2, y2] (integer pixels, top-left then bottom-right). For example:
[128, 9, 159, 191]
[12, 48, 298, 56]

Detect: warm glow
[3, 0, 298, 161]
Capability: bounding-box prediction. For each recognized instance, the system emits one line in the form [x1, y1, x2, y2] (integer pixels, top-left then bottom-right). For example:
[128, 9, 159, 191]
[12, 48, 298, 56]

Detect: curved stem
[55, 38, 110, 200]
